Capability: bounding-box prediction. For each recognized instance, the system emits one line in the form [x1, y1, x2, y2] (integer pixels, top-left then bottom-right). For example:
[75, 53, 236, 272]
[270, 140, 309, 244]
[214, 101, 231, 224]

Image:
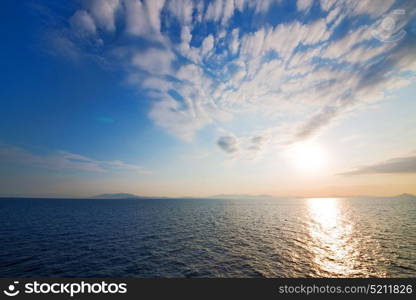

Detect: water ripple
[0, 197, 415, 277]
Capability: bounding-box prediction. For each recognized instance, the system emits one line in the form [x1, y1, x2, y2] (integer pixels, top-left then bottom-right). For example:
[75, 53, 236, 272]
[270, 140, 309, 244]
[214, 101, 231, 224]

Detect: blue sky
[0, 0, 415, 197]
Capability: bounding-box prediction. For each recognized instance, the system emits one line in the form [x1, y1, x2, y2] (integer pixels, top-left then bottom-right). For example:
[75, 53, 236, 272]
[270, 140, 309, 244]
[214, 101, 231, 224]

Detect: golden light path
[307, 198, 358, 277]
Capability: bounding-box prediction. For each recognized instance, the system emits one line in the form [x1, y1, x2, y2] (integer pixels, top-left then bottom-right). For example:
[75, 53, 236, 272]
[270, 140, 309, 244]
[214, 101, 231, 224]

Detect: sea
[0, 196, 415, 277]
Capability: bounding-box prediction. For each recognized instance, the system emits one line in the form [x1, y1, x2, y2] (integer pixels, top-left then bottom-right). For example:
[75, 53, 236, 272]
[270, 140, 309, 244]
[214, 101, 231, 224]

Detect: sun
[292, 142, 328, 172]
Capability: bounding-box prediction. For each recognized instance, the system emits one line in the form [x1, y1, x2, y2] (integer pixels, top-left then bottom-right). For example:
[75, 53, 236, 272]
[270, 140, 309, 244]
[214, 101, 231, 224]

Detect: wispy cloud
[48, 0, 416, 158]
[340, 155, 416, 175]
[0, 144, 149, 173]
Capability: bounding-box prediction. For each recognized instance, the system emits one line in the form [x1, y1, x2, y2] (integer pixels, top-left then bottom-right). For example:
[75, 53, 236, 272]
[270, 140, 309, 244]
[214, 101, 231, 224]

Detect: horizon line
[0, 192, 415, 200]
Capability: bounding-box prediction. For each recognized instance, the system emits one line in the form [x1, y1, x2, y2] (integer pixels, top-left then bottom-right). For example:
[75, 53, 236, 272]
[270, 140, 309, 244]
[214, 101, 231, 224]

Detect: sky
[0, 0, 415, 198]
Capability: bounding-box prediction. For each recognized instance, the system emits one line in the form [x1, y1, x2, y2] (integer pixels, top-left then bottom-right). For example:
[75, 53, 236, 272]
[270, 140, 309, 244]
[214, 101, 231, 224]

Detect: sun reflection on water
[307, 198, 358, 276]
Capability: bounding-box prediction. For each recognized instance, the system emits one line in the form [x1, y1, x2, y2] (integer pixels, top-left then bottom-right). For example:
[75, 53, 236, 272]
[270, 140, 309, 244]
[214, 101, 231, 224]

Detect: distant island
[91, 193, 145, 199]
[211, 194, 275, 199]
[396, 193, 416, 200]
[91, 193, 170, 199]
[0, 193, 414, 200]
[91, 193, 277, 200]
[89, 193, 416, 200]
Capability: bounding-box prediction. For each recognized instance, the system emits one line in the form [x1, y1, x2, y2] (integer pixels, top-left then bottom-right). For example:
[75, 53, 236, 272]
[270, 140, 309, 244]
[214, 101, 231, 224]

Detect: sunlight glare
[292, 142, 328, 172]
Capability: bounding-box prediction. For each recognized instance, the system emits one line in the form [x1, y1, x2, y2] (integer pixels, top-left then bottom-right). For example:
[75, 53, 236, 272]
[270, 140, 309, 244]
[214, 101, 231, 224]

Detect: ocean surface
[0, 196, 415, 278]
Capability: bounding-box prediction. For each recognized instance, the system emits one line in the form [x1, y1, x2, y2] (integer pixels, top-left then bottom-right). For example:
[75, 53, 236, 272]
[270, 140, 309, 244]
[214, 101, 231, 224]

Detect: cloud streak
[0, 144, 149, 173]
[340, 155, 416, 175]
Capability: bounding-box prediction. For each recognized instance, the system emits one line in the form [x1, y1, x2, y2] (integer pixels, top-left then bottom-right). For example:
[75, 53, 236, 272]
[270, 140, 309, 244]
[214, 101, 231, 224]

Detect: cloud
[132, 48, 175, 75]
[320, 0, 395, 17]
[297, 0, 313, 12]
[294, 106, 340, 141]
[141, 77, 172, 91]
[205, 0, 224, 22]
[48, 33, 82, 61]
[0, 144, 149, 173]
[350, 0, 395, 18]
[216, 134, 269, 160]
[340, 155, 416, 175]
[217, 136, 239, 154]
[54, 0, 416, 157]
[149, 97, 212, 142]
[86, 0, 120, 32]
[245, 135, 270, 159]
[70, 10, 97, 36]
[248, 136, 266, 151]
[123, 0, 166, 40]
[167, 0, 194, 24]
[229, 28, 240, 55]
[201, 34, 215, 56]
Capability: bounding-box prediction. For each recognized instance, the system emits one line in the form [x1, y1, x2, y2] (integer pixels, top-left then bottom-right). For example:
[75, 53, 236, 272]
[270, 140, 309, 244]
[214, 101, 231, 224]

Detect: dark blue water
[0, 197, 415, 277]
